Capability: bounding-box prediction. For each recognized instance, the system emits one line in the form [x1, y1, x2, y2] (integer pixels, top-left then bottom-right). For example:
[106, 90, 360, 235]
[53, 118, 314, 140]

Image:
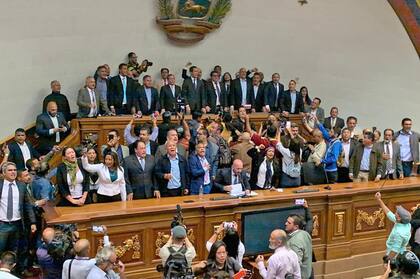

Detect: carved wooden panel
[96, 232, 144, 264]
[333, 211, 346, 237]
[312, 213, 320, 238]
[354, 207, 385, 232]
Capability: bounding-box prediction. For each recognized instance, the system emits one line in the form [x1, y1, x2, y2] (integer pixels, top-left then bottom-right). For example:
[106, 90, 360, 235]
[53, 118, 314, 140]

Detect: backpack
[164, 245, 189, 278]
[284, 160, 301, 178]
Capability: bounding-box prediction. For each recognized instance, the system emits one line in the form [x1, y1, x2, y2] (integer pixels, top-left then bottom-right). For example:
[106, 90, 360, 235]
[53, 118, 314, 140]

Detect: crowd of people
[0, 52, 419, 278]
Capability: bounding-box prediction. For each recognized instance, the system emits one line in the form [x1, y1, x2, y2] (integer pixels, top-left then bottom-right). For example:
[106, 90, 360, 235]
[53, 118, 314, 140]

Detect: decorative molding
[312, 214, 319, 237]
[155, 229, 195, 256]
[97, 234, 141, 260]
[334, 212, 345, 236]
[411, 203, 420, 213]
[356, 208, 385, 231]
[213, 225, 225, 240]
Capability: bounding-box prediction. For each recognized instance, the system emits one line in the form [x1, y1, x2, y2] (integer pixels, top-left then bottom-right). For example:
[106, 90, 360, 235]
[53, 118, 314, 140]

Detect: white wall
[1, 0, 420, 139]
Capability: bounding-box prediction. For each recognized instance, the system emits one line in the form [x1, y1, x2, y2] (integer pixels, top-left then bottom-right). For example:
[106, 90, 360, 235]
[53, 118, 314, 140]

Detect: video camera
[176, 96, 186, 114]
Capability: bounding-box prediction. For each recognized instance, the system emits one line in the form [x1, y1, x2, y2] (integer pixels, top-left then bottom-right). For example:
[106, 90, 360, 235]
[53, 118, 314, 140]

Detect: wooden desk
[45, 177, 420, 279]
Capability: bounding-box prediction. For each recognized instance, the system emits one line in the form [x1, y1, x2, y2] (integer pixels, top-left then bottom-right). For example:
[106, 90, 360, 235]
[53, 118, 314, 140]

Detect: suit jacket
[374, 141, 403, 179]
[324, 117, 345, 135]
[123, 154, 156, 199]
[247, 84, 265, 112]
[136, 86, 160, 115]
[230, 78, 252, 109]
[155, 143, 187, 161]
[77, 88, 110, 118]
[280, 90, 305, 114]
[349, 143, 383, 180]
[394, 130, 420, 162]
[108, 75, 137, 112]
[42, 92, 72, 121]
[288, 230, 313, 279]
[154, 153, 188, 195]
[264, 82, 284, 111]
[56, 160, 89, 200]
[213, 168, 251, 193]
[128, 140, 158, 156]
[188, 154, 209, 192]
[7, 141, 40, 170]
[35, 112, 70, 154]
[160, 84, 182, 112]
[247, 148, 281, 189]
[304, 107, 325, 124]
[181, 77, 206, 112]
[206, 81, 229, 111]
[0, 179, 36, 226]
[221, 82, 232, 107]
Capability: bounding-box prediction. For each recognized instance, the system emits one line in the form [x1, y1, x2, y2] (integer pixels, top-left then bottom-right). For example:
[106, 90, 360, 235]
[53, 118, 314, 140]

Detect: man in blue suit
[5, 128, 40, 170]
[188, 143, 212, 195]
[136, 75, 160, 116]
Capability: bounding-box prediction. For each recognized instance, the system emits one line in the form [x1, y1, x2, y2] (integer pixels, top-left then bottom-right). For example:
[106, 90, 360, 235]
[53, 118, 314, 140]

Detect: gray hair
[2, 162, 16, 174]
[85, 76, 95, 86]
[95, 246, 115, 265]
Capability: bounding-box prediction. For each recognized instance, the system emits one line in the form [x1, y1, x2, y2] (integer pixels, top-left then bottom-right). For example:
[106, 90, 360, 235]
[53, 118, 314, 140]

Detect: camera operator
[380, 251, 420, 279]
[62, 225, 110, 279]
[101, 129, 129, 162]
[158, 225, 197, 278]
[127, 52, 152, 81]
[87, 246, 126, 279]
[206, 221, 245, 266]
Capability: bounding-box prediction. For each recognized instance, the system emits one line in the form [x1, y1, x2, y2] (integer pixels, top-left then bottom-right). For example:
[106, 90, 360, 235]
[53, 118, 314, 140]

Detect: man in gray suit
[375, 129, 403, 180]
[394, 118, 420, 177]
[77, 76, 110, 118]
[123, 140, 159, 200]
[213, 159, 251, 194]
[304, 97, 325, 125]
[155, 129, 187, 160]
[285, 214, 313, 279]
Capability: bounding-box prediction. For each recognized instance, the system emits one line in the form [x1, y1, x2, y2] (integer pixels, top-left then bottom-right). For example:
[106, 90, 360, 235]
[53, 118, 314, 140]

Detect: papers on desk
[229, 184, 258, 197]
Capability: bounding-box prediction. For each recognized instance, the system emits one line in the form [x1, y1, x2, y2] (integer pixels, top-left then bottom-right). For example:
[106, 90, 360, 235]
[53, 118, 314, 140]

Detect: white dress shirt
[213, 81, 221, 106]
[67, 169, 84, 198]
[86, 265, 120, 279]
[120, 75, 127, 105]
[257, 246, 301, 279]
[18, 142, 31, 166]
[384, 141, 394, 174]
[341, 141, 351, 168]
[81, 156, 127, 200]
[48, 114, 61, 143]
[88, 88, 97, 117]
[170, 84, 176, 97]
[0, 269, 19, 279]
[256, 158, 273, 188]
[240, 79, 248, 105]
[397, 131, 413, 161]
[1, 180, 20, 221]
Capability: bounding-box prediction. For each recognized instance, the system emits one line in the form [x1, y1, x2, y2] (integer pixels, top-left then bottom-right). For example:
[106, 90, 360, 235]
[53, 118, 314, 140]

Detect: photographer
[159, 225, 197, 278]
[206, 221, 245, 266]
[101, 129, 129, 162]
[380, 251, 420, 279]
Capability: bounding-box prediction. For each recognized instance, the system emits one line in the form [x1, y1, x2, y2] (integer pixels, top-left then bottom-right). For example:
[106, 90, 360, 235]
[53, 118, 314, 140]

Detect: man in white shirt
[77, 76, 110, 118]
[375, 128, 403, 180]
[0, 251, 19, 279]
[62, 226, 110, 279]
[256, 229, 301, 279]
[5, 128, 41, 171]
[86, 246, 126, 279]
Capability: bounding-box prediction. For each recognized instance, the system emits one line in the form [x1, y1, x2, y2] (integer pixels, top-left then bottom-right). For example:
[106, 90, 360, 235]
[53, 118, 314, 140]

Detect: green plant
[158, 0, 174, 19]
[207, 0, 232, 24]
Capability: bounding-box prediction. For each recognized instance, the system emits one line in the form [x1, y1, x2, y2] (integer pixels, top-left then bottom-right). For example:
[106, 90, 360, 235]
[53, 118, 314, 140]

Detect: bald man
[62, 227, 110, 279]
[36, 101, 70, 154]
[42, 80, 71, 121]
[256, 229, 301, 279]
[36, 228, 62, 279]
[213, 159, 251, 194]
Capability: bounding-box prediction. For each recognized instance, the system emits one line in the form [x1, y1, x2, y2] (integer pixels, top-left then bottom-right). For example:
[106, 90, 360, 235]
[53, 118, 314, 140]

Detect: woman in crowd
[56, 147, 89, 206]
[276, 135, 303, 187]
[300, 86, 312, 111]
[206, 221, 245, 266]
[248, 146, 281, 189]
[83, 147, 100, 203]
[221, 72, 232, 99]
[81, 150, 127, 202]
[194, 241, 244, 278]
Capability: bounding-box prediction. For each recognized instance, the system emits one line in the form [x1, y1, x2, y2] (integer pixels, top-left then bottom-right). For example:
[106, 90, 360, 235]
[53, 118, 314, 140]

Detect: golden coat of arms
[156, 0, 232, 43]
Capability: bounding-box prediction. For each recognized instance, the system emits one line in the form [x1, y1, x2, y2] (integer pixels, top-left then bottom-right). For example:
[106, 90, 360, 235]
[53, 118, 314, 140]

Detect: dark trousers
[97, 193, 122, 203]
[325, 171, 338, 184]
[0, 221, 22, 254]
[337, 167, 351, 183]
[161, 187, 183, 197]
[402, 161, 413, 177]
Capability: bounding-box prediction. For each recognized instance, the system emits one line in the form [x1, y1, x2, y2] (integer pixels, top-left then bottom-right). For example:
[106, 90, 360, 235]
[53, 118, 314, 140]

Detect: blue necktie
[122, 77, 127, 104]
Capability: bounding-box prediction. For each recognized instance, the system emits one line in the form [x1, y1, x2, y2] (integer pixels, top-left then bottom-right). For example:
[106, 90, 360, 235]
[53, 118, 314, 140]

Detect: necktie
[233, 175, 238, 184]
[90, 90, 96, 114]
[140, 158, 145, 170]
[122, 77, 127, 104]
[215, 82, 220, 104]
[385, 142, 392, 173]
[275, 84, 279, 102]
[7, 183, 13, 221]
[193, 78, 197, 90]
[265, 161, 273, 188]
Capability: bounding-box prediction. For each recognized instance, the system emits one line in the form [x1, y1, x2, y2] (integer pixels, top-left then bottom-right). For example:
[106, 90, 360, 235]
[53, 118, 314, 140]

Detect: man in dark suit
[135, 75, 160, 116]
[155, 141, 188, 197]
[374, 129, 403, 179]
[160, 74, 182, 113]
[338, 128, 357, 182]
[42, 80, 72, 121]
[123, 141, 158, 200]
[6, 128, 40, 171]
[95, 65, 111, 115]
[77, 76, 110, 118]
[213, 159, 251, 194]
[182, 66, 206, 114]
[280, 80, 304, 116]
[188, 143, 212, 195]
[0, 162, 36, 256]
[205, 71, 229, 113]
[247, 72, 265, 112]
[35, 101, 70, 155]
[263, 73, 284, 112]
[138, 125, 158, 156]
[230, 67, 252, 110]
[324, 107, 345, 135]
[108, 63, 138, 115]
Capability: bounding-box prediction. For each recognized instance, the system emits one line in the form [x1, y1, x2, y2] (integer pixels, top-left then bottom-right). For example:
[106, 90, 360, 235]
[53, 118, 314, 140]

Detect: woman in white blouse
[82, 151, 127, 203]
[276, 134, 303, 187]
[205, 221, 245, 266]
[57, 147, 89, 206]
